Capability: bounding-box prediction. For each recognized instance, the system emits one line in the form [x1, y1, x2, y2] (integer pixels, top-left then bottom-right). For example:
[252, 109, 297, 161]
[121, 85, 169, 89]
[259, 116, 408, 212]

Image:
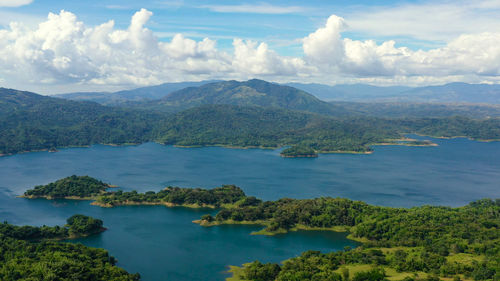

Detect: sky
[1, 0, 500, 93]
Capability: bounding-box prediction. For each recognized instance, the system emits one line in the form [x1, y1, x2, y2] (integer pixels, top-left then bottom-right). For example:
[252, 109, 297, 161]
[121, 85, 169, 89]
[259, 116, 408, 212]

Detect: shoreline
[193, 220, 368, 243]
[319, 150, 373, 155]
[90, 200, 217, 209]
[280, 154, 318, 158]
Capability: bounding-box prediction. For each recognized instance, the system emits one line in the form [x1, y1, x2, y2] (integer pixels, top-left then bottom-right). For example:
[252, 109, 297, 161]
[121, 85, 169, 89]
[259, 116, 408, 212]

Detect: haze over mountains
[58, 80, 500, 105]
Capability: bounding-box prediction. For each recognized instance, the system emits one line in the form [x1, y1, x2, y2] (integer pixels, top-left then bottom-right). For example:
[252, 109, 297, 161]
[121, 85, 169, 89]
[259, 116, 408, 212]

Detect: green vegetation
[23, 175, 110, 198]
[403, 140, 436, 146]
[0, 214, 104, 240]
[199, 198, 499, 280]
[94, 185, 246, 208]
[153, 79, 348, 116]
[0, 217, 139, 280]
[2, 87, 500, 157]
[0, 88, 159, 156]
[280, 145, 318, 157]
[23, 176, 247, 208]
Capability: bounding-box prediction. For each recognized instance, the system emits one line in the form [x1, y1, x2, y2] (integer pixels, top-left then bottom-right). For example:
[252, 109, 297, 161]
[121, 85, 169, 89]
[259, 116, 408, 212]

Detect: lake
[1, 136, 499, 280]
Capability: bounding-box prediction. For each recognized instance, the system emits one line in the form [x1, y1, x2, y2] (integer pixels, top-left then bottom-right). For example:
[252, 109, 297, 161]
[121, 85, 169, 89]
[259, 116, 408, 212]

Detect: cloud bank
[0, 9, 500, 92]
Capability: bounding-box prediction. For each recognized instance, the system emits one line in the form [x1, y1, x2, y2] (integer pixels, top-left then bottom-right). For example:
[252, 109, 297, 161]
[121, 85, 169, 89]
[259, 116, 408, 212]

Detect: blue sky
[1, 0, 500, 93]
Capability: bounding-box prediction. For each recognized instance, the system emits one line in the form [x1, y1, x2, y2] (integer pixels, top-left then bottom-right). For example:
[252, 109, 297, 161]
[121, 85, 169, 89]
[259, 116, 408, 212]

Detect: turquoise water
[1, 136, 499, 280]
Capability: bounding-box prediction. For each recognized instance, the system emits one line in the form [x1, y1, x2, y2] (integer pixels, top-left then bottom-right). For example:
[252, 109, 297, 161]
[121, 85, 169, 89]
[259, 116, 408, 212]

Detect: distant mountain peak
[157, 79, 347, 116]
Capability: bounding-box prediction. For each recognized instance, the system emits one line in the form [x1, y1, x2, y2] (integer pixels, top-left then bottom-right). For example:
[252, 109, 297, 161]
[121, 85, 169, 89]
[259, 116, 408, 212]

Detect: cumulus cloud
[0, 9, 500, 93]
[0, 0, 32, 7]
[302, 15, 500, 79]
[0, 9, 301, 90]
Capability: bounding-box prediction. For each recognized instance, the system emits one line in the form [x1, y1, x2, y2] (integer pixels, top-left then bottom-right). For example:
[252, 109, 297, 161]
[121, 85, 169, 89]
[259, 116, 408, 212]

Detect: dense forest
[24, 175, 110, 198]
[0, 216, 139, 280]
[0, 214, 104, 240]
[0, 88, 159, 155]
[201, 198, 499, 280]
[280, 145, 319, 157]
[94, 185, 246, 207]
[23, 176, 247, 208]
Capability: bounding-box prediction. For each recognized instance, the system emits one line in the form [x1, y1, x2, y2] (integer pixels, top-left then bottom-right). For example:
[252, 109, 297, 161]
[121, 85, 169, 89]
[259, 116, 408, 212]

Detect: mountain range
[58, 81, 500, 104]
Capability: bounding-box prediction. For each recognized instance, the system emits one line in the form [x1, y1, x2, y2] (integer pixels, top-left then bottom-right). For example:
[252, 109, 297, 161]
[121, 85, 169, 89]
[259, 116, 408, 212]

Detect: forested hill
[154, 79, 350, 116]
[0, 88, 160, 155]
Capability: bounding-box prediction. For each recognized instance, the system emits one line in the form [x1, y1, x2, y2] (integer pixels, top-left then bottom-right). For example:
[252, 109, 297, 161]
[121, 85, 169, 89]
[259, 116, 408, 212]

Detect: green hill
[156, 79, 349, 116]
[0, 88, 158, 155]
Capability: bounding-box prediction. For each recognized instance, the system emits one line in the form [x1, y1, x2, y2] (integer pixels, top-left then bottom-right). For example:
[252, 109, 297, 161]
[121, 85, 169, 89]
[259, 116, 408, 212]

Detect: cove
[1, 136, 499, 280]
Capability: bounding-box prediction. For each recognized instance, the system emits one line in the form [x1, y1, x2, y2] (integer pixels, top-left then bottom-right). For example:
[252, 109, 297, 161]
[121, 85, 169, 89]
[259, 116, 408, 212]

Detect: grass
[335, 264, 428, 281]
[446, 253, 485, 265]
[226, 265, 248, 281]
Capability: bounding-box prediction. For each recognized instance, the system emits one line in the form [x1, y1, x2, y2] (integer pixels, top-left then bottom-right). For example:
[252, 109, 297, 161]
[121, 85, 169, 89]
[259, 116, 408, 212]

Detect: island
[22, 176, 500, 280]
[22, 175, 111, 199]
[280, 145, 318, 158]
[0, 215, 140, 280]
[23, 175, 247, 208]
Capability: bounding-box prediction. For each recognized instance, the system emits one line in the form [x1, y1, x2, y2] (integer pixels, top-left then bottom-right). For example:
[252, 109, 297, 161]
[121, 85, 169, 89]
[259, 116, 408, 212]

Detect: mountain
[287, 83, 412, 101]
[288, 82, 500, 104]
[398, 82, 500, 103]
[57, 81, 219, 105]
[155, 79, 350, 116]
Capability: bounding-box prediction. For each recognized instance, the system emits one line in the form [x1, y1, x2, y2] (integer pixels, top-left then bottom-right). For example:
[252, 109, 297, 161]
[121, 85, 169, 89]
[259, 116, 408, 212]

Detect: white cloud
[201, 3, 306, 14]
[301, 15, 500, 79]
[1, 8, 500, 93]
[0, 9, 302, 91]
[0, 0, 32, 7]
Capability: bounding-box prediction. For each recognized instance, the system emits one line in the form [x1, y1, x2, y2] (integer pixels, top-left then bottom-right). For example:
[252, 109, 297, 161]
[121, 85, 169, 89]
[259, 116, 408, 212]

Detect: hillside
[0, 88, 159, 155]
[155, 79, 350, 116]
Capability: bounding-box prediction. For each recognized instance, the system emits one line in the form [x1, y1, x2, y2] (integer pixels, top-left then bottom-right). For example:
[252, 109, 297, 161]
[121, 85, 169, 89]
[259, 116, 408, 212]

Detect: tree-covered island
[22, 175, 112, 199]
[0, 215, 140, 280]
[280, 145, 319, 157]
[23, 175, 247, 208]
[21, 176, 500, 280]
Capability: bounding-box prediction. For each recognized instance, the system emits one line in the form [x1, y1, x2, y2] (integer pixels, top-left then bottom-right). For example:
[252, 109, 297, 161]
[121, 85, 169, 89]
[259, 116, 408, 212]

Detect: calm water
[1, 136, 499, 280]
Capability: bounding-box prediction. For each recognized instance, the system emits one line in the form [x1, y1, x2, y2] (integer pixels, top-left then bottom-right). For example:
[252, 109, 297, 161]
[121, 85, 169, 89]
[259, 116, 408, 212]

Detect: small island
[280, 145, 318, 158]
[1, 214, 105, 240]
[22, 175, 111, 199]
